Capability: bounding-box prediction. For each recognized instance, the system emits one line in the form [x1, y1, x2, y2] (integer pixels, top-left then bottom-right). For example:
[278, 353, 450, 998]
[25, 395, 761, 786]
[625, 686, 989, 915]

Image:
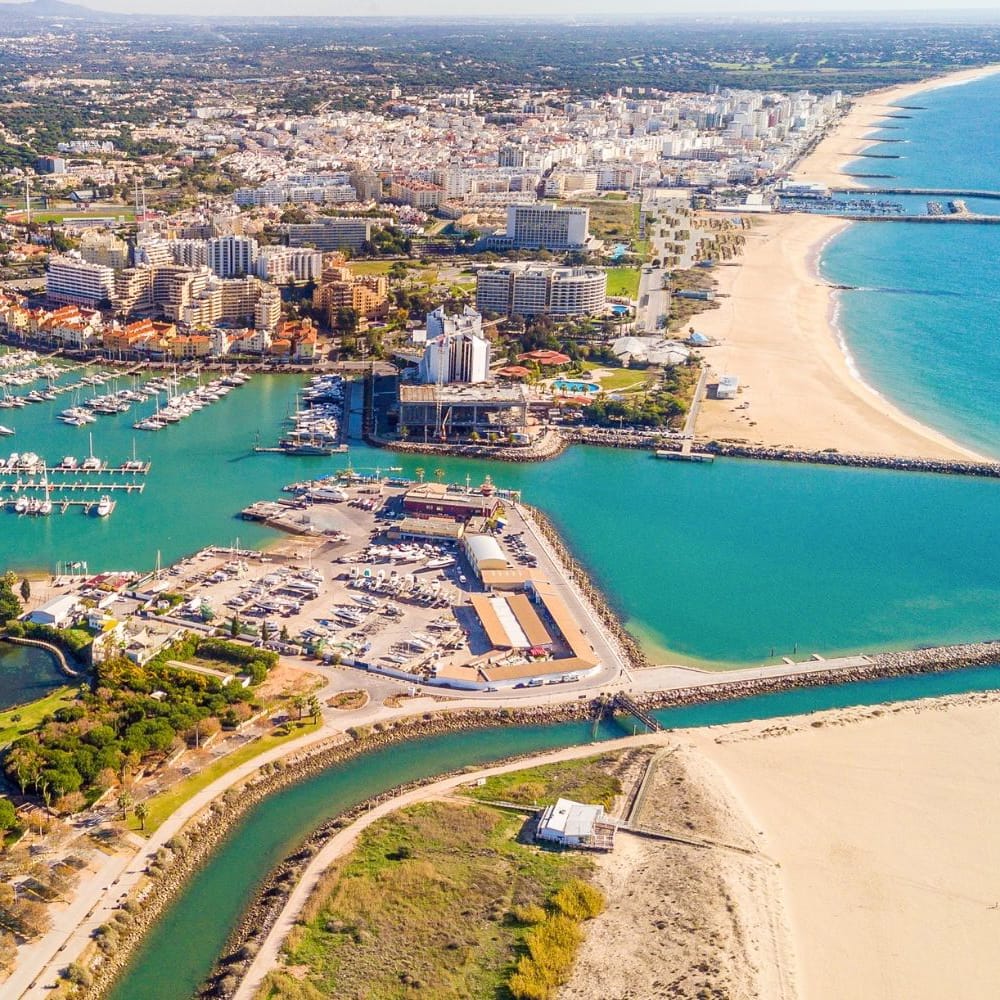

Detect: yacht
[94, 495, 113, 517]
[0, 425, 13, 437]
[60, 456, 79, 470]
[13, 496, 28, 514]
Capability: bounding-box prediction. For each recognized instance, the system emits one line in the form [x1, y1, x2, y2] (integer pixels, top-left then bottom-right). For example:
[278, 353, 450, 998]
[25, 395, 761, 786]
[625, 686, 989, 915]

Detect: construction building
[398, 381, 529, 442]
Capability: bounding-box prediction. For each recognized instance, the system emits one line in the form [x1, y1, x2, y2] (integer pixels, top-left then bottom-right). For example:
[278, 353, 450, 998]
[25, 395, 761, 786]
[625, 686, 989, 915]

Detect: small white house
[536, 798, 608, 848]
[25, 594, 79, 628]
[716, 374, 739, 400]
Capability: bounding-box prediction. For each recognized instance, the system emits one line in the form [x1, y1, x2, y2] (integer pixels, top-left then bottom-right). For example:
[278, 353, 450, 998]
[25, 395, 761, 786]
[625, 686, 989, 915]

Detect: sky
[46, 1, 1000, 17]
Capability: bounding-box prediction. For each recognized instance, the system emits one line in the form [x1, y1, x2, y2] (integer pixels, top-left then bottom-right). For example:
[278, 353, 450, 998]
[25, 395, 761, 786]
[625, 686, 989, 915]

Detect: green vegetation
[465, 753, 623, 811]
[262, 800, 598, 1000]
[593, 368, 656, 393]
[0, 687, 75, 748]
[585, 360, 701, 429]
[140, 718, 320, 833]
[584, 198, 639, 244]
[0, 572, 22, 623]
[2, 636, 275, 811]
[604, 266, 640, 299]
[4, 619, 93, 662]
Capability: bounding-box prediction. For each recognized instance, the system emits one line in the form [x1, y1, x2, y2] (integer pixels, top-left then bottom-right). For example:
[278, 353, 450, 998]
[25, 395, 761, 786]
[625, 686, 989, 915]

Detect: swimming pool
[610, 304, 630, 315]
[552, 379, 600, 393]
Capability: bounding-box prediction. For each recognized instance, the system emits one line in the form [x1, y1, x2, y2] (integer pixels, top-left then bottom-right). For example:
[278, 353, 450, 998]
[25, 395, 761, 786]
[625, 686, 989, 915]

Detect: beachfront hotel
[476, 263, 607, 318]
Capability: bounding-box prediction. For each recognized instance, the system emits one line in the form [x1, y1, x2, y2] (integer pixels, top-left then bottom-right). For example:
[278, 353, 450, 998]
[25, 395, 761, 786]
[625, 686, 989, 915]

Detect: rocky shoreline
[700, 442, 1000, 478]
[630, 640, 1000, 712]
[363, 427, 569, 463]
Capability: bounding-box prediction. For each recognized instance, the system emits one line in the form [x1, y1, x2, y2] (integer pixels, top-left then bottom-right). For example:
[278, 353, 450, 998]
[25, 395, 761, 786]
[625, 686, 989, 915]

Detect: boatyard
[60, 472, 625, 693]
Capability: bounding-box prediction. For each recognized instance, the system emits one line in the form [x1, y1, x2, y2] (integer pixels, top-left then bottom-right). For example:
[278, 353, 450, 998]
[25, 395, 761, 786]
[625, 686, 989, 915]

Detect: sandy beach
[689, 691, 1000, 1000]
[693, 64, 1000, 460]
[692, 212, 984, 459]
[794, 64, 1000, 190]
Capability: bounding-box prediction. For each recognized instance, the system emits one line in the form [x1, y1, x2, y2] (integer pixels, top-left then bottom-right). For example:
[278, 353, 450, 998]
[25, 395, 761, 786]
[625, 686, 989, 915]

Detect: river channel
[109, 661, 1000, 1000]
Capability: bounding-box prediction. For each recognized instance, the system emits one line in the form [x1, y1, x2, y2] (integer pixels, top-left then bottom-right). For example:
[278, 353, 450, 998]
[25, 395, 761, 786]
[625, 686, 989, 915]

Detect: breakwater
[556, 428, 1000, 479]
[630, 640, 1000, 713]
[522, 503, 650, 671]
[700, 443, 1000, 478]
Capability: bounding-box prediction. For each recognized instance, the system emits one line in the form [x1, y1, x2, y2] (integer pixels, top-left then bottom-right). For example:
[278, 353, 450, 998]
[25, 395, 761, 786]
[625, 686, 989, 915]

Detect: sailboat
[82, 432, 101, 470]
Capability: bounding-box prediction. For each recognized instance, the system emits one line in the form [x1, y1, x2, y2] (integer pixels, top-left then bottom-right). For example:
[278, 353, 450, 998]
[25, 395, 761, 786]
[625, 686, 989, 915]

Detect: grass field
[464, 753, 623, 811]
[0, 686, 75, 749]
[593, 368, 656, 394]
[263, 800, 594, 1000]
[605, 266, 640, 299]
[140, 719, 320, 834]
[344, 259, 395, 276]
[586, 199, 639, 242]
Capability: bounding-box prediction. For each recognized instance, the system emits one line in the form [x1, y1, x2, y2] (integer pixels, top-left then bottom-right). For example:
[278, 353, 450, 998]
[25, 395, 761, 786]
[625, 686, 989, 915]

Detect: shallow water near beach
[824, 71, 1000, 458]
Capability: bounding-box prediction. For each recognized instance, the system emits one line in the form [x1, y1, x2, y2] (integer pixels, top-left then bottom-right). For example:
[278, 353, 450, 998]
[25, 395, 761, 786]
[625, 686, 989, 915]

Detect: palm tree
[291, 695, 306, 720]
[117, 790, 133, 821]
[415, 467, 425, 483]
[307, 695, 321, 723]
[134, 801, 148, 831]
[433, 467, 445, 484]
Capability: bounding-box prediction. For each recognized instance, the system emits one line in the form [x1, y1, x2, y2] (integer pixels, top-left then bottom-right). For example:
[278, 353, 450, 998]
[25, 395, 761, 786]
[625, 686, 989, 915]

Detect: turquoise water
[825, 71, 1000, 458]
[0, 370, 303, 572]
[108, 660, 1000, 1000]
[0, 642, 65, 710]
[324, 445, 1000, 665]
[0, 371, 998, 665]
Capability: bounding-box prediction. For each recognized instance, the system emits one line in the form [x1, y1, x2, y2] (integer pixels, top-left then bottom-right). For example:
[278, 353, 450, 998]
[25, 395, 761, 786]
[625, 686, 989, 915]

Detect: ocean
[822, 71, 1000, 459]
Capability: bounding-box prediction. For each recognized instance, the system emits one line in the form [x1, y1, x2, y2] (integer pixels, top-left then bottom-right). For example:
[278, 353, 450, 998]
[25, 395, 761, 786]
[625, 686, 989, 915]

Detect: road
[233, 730, 675, 1000]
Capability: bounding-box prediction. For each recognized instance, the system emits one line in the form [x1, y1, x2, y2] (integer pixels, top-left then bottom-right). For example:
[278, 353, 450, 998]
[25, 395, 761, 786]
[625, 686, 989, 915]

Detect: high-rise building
[255, 247, 323, 284]
[476, 263, 607, 318]
[79, 232, 129, 271]
[207, 234, 259, 278]
[285, 217, 380, 254]
[505, 204, 590, 250]
[46, 255, 115, 308]
[418, 306, 490, 385]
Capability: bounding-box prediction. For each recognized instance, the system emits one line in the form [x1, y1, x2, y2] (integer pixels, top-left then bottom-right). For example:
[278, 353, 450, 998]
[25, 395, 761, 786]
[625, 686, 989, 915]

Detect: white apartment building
[286, 217, 379, 254]
[476, 263, 607, 318]
[46, 255, 115, 308]
[207, 235, 259, 278]
[505, 204, 590, 250]
[418, 306, 490, 384]
[170, 238, 209, 268]
[255, 247, 323, 284]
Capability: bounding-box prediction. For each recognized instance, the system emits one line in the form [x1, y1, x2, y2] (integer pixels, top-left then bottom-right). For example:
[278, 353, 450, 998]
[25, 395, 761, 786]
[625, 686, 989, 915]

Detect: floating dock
[654, 449, 714, 463]
[0, 462, 150, 476]
[0, 481, 144, 493]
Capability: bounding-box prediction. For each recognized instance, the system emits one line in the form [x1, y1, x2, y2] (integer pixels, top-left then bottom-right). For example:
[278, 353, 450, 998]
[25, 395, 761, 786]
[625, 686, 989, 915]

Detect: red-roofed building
[496, 365, 532, 380]
[517, 349, 571, 366]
